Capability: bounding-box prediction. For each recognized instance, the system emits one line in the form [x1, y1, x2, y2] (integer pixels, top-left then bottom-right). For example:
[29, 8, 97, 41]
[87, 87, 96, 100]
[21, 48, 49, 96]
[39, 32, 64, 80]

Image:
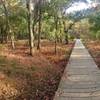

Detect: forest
[0, 0, 100, 100]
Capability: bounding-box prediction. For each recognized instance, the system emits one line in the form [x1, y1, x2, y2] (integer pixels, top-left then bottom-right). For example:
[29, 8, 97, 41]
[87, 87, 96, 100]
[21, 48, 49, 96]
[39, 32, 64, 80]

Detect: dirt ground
[0, 40, 74, 100]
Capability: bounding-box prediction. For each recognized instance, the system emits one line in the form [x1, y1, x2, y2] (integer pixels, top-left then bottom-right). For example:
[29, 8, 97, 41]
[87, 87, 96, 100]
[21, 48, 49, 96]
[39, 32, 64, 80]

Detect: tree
[26, 0, 34, 55]
[37, 0, 42, 50]
[47, 0, 69, 54]
[35, 0, 49, 50]
[0, 0, 24, 49]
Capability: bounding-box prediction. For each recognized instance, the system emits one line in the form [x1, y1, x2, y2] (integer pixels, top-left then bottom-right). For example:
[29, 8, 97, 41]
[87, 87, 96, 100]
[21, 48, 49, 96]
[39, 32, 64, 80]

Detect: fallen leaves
[86, 40, 100, 68]
[0, 40, 74, 99]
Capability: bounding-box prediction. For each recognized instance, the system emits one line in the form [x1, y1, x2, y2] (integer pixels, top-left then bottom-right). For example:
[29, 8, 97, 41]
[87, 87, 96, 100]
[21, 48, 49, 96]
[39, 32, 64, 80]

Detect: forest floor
[85, 40, 100, 68]
[0, 40, 74, 100]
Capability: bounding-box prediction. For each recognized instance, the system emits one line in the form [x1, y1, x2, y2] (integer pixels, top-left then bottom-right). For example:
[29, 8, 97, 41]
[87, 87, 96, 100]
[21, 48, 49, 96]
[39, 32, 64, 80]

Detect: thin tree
[54, 16, 58, 54]
[37, 0, 42, 50]
[26, 0, 35, 56]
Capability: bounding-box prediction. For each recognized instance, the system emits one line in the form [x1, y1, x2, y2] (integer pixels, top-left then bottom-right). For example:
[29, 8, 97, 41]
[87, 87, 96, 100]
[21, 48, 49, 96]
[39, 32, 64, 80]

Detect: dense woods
[0, 0, 70, 55]
[0, 0, 99, 53]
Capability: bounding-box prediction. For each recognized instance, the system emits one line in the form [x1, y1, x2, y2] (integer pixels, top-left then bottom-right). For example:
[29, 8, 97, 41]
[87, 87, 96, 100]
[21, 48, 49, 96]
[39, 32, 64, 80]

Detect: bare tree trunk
[11, 33, 15, 49]
[55, 34, 57, 54]
[37, 1, 42, 50]
[63, 21, 69, 44]
[65, 32, 69, 44]
[54, 17, 58, 54]
[0, 27, 4, 44]
[37, 10, 41, 49]
[26, 0, 35, 56]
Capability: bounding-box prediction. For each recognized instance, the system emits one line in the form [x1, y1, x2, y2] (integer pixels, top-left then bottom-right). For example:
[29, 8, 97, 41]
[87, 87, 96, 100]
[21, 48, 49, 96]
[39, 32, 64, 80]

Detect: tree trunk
[55, 35, 57, 54]
[37, 9, 42, 50]
[0, 27, 4, 44]
[26, 0, 35, 56]
[65, 32, 69, 44]
[37, 0, 42, 50]
[55, 17, 58, 54]
[63, 21, 69, 44]
[11, 33, 15, 49]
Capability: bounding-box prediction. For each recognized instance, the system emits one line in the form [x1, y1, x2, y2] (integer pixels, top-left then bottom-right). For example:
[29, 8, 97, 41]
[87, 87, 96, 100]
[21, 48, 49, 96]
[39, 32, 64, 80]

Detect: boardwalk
[54, 39, 100, 100]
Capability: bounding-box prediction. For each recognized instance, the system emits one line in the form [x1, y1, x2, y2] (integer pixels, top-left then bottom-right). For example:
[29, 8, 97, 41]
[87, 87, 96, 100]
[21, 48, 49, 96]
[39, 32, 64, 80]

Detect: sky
[66, 0, 96, 14]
